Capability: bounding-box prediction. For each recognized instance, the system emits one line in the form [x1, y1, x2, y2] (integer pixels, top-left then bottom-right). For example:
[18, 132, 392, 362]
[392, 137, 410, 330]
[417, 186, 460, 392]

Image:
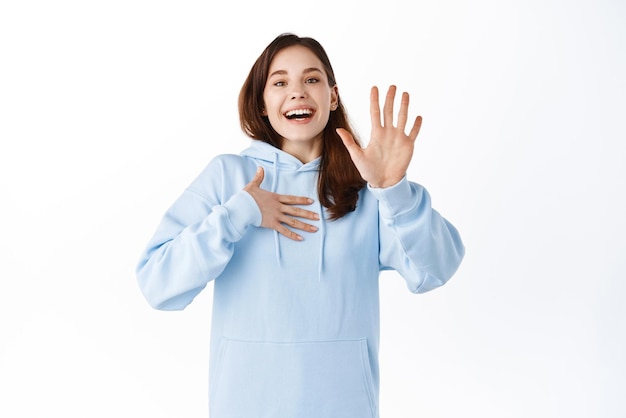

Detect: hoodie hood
[240, 140, 326, 280]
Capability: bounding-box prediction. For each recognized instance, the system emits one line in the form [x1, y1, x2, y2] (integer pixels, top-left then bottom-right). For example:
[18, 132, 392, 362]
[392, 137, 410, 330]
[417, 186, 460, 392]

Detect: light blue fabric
[136, 140, 465, 417]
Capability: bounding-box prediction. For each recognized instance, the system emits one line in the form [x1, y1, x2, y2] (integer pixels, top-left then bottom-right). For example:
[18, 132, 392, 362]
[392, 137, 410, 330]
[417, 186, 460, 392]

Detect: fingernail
[307, 198, 314, 204]
[310, 226, 318, 232]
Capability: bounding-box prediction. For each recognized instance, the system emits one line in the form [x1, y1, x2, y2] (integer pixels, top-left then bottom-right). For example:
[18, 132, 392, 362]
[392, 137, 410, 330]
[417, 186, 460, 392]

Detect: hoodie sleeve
[368, 176, 465, 293]
[136, 158, 261, 311]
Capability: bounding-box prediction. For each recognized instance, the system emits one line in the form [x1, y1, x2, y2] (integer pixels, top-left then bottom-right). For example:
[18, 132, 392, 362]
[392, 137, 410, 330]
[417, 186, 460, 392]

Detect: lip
[283, 105, 316, 118]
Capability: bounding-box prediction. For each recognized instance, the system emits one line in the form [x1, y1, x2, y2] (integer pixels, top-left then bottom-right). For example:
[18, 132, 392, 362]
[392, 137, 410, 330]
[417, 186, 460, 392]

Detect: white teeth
[285, 109, 313, 117]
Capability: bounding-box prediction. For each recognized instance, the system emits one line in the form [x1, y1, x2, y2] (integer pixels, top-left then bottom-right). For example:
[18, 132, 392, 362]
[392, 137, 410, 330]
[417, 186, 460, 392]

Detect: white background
[1, 0, 625, 416]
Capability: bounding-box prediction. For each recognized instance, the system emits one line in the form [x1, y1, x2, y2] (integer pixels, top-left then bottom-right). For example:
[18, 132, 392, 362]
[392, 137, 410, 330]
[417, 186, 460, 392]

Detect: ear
[261, 108, 267, 116]
[330, 86, 339, 111]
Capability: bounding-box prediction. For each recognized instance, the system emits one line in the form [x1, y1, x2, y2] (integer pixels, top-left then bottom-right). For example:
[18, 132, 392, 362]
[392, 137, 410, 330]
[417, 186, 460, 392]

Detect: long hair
[238, 33, 366, 220]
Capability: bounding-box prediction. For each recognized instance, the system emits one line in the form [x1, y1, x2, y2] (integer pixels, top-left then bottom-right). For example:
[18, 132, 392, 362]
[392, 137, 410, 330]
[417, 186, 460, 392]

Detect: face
[263, 45, 338, 153]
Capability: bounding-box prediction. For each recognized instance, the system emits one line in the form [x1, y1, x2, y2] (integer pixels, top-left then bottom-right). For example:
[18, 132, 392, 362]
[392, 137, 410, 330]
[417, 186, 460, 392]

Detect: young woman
[137, 33, 465, 418]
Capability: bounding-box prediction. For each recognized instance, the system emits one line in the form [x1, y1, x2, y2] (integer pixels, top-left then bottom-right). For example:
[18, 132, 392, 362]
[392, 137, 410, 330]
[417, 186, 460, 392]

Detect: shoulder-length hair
[238, 33, 366, 220]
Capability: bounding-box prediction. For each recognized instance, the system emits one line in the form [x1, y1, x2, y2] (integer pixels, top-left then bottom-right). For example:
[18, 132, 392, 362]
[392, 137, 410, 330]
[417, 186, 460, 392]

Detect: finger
[383, 85, 396, 128]
[408, 115, 423, 142]
[370, 86, 381, 130]
[281, 216, 318, 233]
[397, 91, 410, 131]
[276, 224, 304, 241]
[336, 127, 363, 162]
[278, 194, 315, 206]
[284, 205, 320, 221]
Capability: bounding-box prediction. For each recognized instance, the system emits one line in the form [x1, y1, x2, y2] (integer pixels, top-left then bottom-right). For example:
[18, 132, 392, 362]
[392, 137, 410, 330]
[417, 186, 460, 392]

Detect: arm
[136, 177, 261, 311]
[338, 85, 464, 292]
[136, 157, 319, 310]
[369, 177, 465, 293]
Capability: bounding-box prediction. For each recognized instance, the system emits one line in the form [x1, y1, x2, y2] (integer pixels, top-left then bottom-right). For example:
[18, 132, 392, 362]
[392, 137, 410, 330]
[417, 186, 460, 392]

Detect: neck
[280, 138, 322, 164]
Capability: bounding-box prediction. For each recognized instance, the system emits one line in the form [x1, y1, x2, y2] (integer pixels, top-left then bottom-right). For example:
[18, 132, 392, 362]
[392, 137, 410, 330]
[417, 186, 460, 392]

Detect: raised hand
[337, 85, 422, 188]
[243, 166, 319, 241]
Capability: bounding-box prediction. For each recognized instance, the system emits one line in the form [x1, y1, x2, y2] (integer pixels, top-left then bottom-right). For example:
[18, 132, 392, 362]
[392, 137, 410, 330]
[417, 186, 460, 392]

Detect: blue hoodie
[137, 140, 465, 418]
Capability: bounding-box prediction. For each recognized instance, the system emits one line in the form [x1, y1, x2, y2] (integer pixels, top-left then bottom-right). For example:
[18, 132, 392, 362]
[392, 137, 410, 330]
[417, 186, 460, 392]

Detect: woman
[137, 33, 465, 418]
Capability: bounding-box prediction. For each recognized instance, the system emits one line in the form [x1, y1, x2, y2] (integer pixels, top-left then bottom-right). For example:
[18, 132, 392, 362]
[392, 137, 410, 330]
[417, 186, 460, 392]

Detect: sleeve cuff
[367, 175, 421, 218]
[222, 190, 262, 234]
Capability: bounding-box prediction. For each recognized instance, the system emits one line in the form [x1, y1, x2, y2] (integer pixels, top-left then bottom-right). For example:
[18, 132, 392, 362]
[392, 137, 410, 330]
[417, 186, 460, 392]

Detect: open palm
[337, 85, 422, 188]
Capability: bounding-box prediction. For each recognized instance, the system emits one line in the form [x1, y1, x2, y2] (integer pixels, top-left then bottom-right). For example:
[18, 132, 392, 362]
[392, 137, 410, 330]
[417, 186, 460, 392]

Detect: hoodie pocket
[210, 338, 376, 418]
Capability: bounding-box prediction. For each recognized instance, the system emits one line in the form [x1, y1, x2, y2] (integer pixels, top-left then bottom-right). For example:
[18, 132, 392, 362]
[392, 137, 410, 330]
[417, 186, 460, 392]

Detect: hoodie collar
[240, 140, 321, 172]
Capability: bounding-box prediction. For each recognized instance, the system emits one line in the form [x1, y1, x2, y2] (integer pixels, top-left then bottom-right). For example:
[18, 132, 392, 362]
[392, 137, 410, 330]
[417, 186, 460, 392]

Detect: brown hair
[238, 33, 366, 220]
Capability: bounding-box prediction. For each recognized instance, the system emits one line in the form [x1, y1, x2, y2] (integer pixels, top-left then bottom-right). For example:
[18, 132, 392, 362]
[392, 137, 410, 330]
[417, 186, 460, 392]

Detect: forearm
[136, 190, 261, 310]
[372, 177, 465, 293]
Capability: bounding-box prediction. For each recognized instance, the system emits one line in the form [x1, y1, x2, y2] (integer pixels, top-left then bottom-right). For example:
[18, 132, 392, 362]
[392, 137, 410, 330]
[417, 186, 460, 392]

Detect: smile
[284, 108, 314, 120]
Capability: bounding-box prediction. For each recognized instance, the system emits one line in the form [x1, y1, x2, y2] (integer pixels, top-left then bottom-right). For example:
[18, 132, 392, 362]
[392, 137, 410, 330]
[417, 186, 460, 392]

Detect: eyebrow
[268, 67, 323, 79]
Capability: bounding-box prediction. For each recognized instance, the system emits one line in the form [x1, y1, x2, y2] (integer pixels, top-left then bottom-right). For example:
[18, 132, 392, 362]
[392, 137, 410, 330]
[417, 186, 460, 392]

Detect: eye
[273, 81, 286, 87]
[305, 78, 319, 84]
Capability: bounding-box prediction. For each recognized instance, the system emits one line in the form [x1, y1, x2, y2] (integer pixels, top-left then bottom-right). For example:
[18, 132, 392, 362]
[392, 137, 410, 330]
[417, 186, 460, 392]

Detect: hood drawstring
[317, 202, 326, 282]
[271, 152, 326, 281]
[271, 152, 282, 268]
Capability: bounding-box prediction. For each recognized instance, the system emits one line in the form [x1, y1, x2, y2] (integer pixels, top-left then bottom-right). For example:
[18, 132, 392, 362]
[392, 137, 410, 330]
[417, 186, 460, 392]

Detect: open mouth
[284, 108, 314, 120]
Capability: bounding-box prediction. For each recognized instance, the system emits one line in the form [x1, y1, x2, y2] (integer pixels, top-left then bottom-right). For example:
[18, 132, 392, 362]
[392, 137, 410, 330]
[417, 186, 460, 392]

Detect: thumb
[336, 128, 362, 159]
[243, 166, 265, 192]
[247, 166, 265, 188]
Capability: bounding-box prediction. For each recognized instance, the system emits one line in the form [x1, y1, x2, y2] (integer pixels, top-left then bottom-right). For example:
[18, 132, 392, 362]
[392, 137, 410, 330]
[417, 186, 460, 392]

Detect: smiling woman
[239, 35, 365, 220]
[261, 46, 337, 163]
[136, 32, 465, 418]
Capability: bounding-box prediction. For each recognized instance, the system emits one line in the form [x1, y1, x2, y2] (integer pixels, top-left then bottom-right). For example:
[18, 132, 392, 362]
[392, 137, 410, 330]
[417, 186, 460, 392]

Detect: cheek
[263, 95, 281, 114]
[318, 113, 331, 127]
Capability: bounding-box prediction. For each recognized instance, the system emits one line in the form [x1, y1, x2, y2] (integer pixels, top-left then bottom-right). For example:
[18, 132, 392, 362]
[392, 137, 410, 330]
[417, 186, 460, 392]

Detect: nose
[290, 91, 306, 100]
[289, 82, 307, 99]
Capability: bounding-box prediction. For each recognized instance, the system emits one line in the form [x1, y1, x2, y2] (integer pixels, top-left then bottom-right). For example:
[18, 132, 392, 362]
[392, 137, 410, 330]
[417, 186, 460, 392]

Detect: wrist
[368, 175, 405, 189]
